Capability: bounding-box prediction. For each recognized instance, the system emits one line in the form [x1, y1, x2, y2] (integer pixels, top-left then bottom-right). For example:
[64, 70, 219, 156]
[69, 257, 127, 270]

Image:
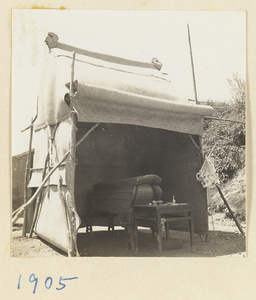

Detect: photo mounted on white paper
[12, 10, 246, 257]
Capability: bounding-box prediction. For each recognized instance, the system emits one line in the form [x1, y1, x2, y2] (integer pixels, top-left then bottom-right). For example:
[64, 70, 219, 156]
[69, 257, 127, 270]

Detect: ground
[12, 213, 246, 258]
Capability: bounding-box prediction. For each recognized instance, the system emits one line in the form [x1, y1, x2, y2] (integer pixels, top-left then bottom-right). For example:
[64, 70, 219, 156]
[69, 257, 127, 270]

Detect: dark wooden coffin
[91, 174, 162, 215]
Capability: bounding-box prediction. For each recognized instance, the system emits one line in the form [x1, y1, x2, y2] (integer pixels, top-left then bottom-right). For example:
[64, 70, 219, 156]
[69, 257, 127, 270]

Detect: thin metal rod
[187, 24, 198, 104]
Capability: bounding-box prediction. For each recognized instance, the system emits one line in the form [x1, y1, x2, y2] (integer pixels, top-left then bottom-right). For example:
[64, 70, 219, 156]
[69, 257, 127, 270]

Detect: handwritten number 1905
[17, 274, 78, 294]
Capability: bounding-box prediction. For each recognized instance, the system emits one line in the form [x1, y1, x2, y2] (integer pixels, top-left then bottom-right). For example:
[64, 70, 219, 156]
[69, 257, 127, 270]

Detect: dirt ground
[12, 213, 246, 258]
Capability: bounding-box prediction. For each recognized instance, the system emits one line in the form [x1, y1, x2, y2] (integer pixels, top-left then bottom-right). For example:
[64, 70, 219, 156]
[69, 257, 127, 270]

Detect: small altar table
[133, 203, 194, 254]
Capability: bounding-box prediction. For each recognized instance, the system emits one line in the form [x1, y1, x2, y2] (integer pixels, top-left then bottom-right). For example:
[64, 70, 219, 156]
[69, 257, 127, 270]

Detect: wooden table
[133, 203, 194, 255]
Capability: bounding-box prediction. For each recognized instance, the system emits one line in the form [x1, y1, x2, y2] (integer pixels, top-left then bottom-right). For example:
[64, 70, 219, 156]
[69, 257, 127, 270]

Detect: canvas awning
[35, 45, 213, 135]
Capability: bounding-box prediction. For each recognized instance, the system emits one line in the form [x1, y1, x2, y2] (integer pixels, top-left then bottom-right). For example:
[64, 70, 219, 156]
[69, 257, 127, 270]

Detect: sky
[12, 10, 246, 155]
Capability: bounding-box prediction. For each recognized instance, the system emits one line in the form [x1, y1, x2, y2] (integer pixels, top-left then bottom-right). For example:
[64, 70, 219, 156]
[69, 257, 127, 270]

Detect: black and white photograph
[12, 10, 246, 258]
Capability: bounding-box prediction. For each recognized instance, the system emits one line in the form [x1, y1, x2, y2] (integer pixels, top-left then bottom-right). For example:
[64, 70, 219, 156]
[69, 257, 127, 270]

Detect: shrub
[201, 98, 245, 183]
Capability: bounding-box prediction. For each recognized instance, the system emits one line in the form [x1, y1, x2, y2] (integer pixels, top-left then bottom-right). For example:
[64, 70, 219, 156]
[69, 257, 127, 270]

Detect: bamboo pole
[12, 123, 100, 225]
[28, 154, 49, 238]
[68, 53, 80, 256]
[22, 118, 34, 237]
[70, 52, 76, 96]
[215, 184, 245, 236]
[187, 24, 198, 104]
[66, 110, 78, 257]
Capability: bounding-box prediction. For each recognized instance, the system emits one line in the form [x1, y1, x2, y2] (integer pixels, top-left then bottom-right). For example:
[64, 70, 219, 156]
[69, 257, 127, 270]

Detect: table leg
[165, 222, 169, 240]
[130, 224, 135, 251]
[157, 215, 163, 255]
[134, 220, 139, 251]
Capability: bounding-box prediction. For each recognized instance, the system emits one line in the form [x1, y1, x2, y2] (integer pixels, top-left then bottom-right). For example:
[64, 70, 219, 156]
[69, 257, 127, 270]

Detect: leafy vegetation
[201, 73, 246, 222]
[201, 73, 246, 184]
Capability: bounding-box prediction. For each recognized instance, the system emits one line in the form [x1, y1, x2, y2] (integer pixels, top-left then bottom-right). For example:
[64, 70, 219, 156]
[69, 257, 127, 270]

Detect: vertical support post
[65, 50, 78, 256]
[207, 187, 215, 230]
[22, 118, 34, 237]
[187, 24, 199, 104]
[65, 111, 78, 256]
[70, 111, 77, 162]
[198, 135, 210, 243]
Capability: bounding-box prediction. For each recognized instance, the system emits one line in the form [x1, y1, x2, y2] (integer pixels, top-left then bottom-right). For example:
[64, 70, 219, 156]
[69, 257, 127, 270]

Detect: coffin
[91, 174, 162, 217]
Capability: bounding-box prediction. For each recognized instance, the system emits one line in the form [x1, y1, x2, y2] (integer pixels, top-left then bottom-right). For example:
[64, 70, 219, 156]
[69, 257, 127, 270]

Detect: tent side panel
[34, 186, 70, 253]
[29, 120, 74, 254]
